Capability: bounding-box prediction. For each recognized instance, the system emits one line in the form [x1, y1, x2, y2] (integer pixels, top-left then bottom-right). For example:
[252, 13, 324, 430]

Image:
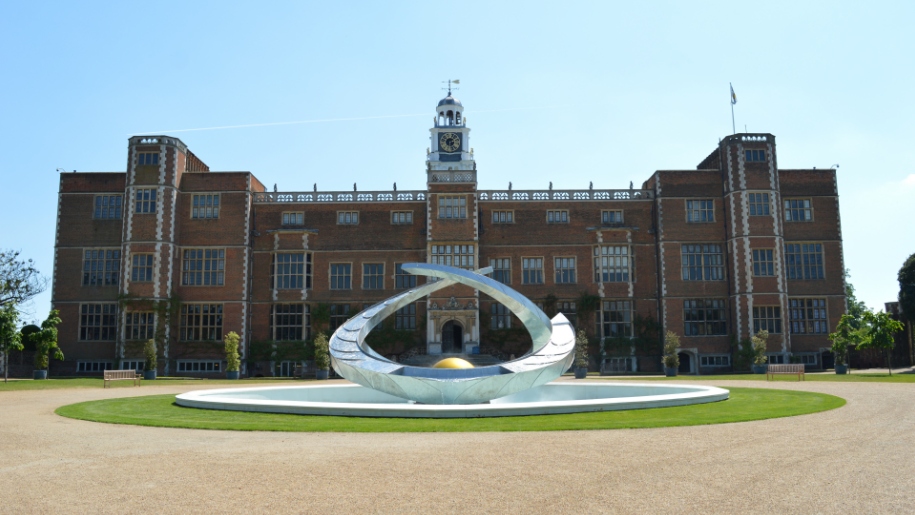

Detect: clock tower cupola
[427, 81, 474, 180]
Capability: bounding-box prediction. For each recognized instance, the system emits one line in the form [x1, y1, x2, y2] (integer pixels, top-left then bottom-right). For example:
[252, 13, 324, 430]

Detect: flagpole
[731, 102, 736, 135]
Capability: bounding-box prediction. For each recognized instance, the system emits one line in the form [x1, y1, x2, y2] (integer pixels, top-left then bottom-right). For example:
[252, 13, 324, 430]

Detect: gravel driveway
[0, 380, 912, 514]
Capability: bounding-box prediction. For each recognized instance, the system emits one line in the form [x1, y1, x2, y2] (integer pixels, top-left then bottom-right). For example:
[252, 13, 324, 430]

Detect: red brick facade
[50, 104, 845, 377]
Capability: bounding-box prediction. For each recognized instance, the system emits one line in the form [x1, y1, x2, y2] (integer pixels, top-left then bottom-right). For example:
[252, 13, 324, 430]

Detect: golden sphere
[432, 357, 475, 369]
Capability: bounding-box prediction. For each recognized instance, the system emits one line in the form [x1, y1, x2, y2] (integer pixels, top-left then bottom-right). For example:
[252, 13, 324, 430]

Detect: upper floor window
[330, 263, 352, 290]
[182, 249, 225, 286]
[282, 212, 304, 226]
[522, 257, 544, 284]
[546, 210, 569, 224]
[686, 200, 714, 223]
[337, 211, 359, 225]
[490, 258, 511, 285]
[681, 244, 724, 281]
[784, 198, 813, 222]
[745, 149, 767, 162]
[179, 304, 223, 341]
[683, 299, 727, 336]
[554, 257, 576, 284]
[748, 192, 770, 216]
[191, 194, 219, 219]
[79, 303, 118, 341]
[601, 210, 623, 225]
[137, 152, 159, 166]
[752, 249, 775, 277]
[135, 188, 157, 214]
[391, 211, 413, 224]
[788, 298, 827, 334]
[492, 210, 513, 224]
[594, 245, 630, 283]
[438, 196, 466, 219]
[83, 249, 120, 286]
[363, 263, 384, 290]
[131, 253, 154, 282]
[785, 243, 824, 280]
[431, 244, 474, 269]
[395, 263, 416, 289]
[273, 253, 311, 290]
[94, 195, 122, 219]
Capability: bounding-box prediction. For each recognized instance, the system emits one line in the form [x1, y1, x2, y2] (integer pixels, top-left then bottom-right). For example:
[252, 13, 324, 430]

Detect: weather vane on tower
[442, 79, 460, 95]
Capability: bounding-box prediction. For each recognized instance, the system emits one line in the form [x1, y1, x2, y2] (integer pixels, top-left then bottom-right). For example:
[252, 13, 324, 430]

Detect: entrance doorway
[678, 352, 692, 374]
[441, 321, 464, 354]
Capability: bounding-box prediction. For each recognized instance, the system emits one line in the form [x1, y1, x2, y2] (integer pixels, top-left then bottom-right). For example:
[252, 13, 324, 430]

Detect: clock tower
[427, 89, 474, 174]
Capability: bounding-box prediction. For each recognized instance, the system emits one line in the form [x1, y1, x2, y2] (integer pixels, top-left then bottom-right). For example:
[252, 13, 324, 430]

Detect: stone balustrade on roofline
[253, 189, 653, 203]
[253, 191, 427, 203]
[428, 170, 476, 183]
[478, 189, 653, 201]
[723, 133, 775, 144]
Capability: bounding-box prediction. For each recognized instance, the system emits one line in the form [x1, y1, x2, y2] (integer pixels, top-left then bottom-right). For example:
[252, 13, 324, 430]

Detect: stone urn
[143, 370, 157, 380]
[574, 367, 587, 379]
[751, 364, 767, 374]
[664, 367, 677, 377]
[316, 369, 329, 380]
[33, 369, 48, 380]
[835, 364, 848, 375]
[226, 371, 240, 380]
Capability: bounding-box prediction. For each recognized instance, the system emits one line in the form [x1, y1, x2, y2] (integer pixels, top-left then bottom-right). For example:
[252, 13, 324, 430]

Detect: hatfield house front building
[46, 92, 846, 377]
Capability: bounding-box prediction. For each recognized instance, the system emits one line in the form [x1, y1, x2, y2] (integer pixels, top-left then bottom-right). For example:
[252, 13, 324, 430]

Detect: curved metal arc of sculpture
[328, 263, 575, 404]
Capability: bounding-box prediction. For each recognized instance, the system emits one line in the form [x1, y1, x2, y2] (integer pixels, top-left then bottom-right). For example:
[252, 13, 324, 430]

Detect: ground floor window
[77, 361, 114, 372]
[271, 304, 310, 341]
[599, 300, 632, 338]
[120, 360, 145, 372]
[683, 299, 727, 336]
[700, 355, 730, 367]
[766, 354, 785, 364]
[752, 306, 782, 334]
[395, 304, 416, 330]
[795, 354, 818, 365]
[329, 304, 351, 331]
[277, 361, 301, 377]
[491, 302, 512, 329]
[602, 357, 634, 373]
[177, 361, 222, 373]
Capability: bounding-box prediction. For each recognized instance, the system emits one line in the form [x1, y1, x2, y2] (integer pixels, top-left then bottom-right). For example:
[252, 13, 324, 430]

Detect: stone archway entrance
[442, 320, 464, 354]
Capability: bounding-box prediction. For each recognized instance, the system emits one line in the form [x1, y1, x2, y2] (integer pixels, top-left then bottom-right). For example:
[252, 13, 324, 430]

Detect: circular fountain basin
[175, 382, 729, 418]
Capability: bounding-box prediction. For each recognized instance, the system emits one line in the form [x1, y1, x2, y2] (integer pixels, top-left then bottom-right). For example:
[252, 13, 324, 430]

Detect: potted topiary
[750, 329, 769, 374]
[314, 332, 330, 380]
[31, 310, 63, 380]
[143, 339, 157, 380]
[573, 330, 589, 379]
[224, 331, 241, 379]
[829, 314, 861, 375]
[661, 331, 680, 377]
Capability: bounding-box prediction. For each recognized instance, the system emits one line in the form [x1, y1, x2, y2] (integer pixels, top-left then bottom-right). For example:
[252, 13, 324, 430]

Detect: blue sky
[2, 0, 912, 322]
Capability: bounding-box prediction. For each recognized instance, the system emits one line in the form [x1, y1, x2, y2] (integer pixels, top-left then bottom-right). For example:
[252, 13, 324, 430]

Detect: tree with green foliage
[750, 329, 769, 366]
[313, 332, 330, 372]
[30, 310, 63, 375]
[661, 331, 680, 370]
[224, 331, 241, 372]
[828, 314, 867, 367]
[844, 269, 870, 328]
[0, 249, 47, 308]
[858, 311, 905, 376]
[898, 254, 915, 359]
[574, 329, 589, 369]
[1, 306, 24, 383]
[143, 339, 157, 372]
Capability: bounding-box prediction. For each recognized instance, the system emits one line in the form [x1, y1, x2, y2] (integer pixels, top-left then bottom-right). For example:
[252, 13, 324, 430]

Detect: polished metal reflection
[329, 263, 576, 405]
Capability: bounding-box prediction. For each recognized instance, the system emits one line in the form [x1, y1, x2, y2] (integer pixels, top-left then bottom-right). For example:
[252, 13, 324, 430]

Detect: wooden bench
[103, 369, 142, 388]
[766, 364, 805, 381]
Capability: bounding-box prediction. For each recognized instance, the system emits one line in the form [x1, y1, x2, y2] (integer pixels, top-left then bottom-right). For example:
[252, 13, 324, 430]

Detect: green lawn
[601, 373, 915, 383]
[0, 377, 312, 391]
[55, 387, 844, 433]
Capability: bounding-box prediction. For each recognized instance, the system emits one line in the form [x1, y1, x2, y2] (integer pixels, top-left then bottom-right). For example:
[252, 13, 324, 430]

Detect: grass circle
[55, 387, 844, 432]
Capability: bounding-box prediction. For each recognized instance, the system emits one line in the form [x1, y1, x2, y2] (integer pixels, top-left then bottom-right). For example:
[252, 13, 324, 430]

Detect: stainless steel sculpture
[329, 263, 575, 404]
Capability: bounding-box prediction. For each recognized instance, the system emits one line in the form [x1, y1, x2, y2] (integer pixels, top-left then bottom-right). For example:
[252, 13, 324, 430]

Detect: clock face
[439, 132, 461, 153]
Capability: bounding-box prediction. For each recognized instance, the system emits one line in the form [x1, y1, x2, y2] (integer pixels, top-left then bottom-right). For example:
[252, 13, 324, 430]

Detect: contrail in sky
[132, 105, 568, 135]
